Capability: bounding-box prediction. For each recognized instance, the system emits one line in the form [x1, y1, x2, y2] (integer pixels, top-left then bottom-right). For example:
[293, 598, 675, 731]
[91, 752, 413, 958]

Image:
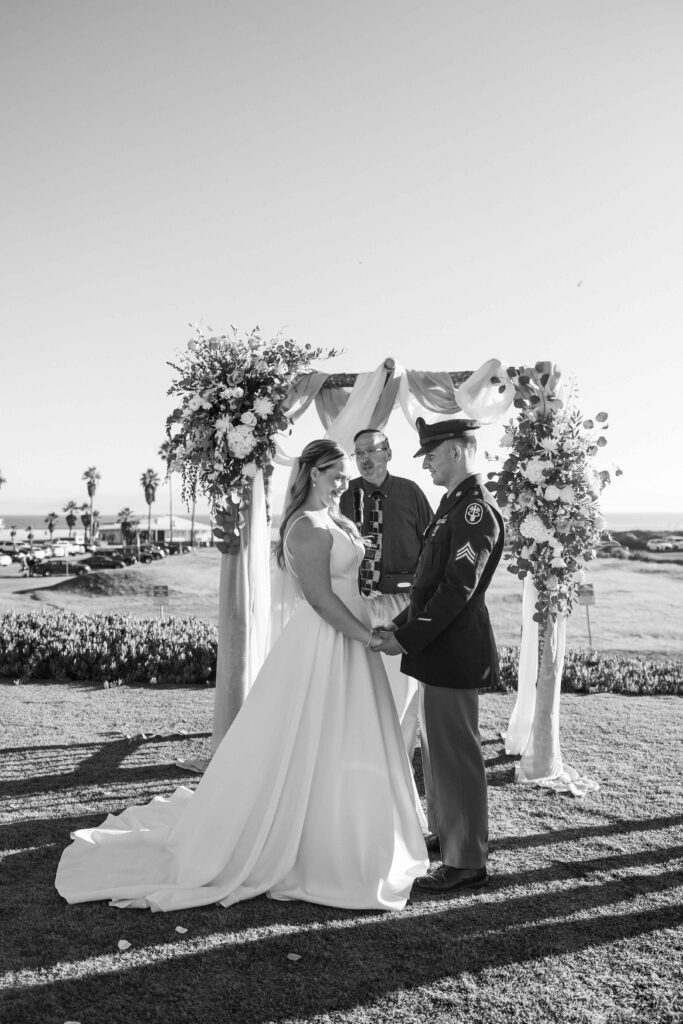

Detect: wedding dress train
[55, 511, 428, 912]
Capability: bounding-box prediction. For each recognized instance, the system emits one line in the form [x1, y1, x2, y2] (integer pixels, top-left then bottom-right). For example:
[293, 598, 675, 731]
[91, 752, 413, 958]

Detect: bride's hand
[368, 631, 385, 652]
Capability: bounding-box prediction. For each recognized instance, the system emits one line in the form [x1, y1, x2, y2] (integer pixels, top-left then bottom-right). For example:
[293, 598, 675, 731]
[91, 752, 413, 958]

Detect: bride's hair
[274, 439, 358, 569]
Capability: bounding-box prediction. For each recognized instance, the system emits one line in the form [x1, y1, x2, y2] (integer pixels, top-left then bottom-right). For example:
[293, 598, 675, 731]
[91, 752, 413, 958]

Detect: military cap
[413, 416, 481, 456]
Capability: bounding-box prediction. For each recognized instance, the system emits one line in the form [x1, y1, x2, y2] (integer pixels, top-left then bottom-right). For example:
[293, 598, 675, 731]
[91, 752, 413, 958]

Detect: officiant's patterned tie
[359, 490, 383, 596]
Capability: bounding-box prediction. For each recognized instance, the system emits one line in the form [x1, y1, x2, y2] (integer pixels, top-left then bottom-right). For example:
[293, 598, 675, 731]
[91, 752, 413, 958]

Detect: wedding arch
[167, 333, 614, 795]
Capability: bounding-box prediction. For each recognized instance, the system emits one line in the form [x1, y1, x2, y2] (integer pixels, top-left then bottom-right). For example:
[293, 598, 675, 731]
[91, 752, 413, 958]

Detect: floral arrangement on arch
[166, 327, 339, 516]
[486, 362, 621, 621]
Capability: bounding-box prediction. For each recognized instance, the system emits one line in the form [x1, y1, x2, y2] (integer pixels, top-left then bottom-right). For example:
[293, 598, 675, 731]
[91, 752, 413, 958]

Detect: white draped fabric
[513, 612, 599, 798]
[503, 576, 539, 755]
[453, 357, 515, 423]
[209, 470, 270, 753]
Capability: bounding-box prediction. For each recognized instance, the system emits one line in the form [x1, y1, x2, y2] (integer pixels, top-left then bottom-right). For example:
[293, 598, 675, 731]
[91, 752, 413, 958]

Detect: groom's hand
[372, 629, 405, 656]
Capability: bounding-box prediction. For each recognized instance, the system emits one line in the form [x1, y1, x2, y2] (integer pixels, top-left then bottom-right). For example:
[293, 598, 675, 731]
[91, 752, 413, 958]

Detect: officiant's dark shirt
[340, 473, 433, 592]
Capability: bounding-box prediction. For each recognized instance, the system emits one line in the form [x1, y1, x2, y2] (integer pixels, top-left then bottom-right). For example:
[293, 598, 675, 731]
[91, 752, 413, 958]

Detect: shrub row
[495, 645, 681, 696]
[0, 610, 680, 694]
[0, 610, 217, 686]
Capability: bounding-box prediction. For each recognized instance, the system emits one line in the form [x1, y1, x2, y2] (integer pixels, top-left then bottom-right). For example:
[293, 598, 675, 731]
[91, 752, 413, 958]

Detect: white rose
[519, 513, 552, 543]
[550, 556, 567, 569]
[523, 458, 546, 484]
[240, 411, 257, 426]
[241, 462, 258, 479]
[558, 485, 575, 503]
[499, 430, 514, 447]
[227, 424, 256, 458]
[544, 484, 560, 501]
[545, 574, 560, 591]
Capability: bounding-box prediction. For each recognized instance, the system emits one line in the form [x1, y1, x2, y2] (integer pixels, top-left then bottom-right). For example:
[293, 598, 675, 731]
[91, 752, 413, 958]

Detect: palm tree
[82, 467, 101, 547]
[80, 504, 91, 547]
[63, 500, 79, 539]
[117, 507, 139, 549]
[45, 512, 58, 545]
[158, 440, 174, 545]
[10, 525, 17, 550]
[140, 468, 160, 544]
[91, 509, 101, 547]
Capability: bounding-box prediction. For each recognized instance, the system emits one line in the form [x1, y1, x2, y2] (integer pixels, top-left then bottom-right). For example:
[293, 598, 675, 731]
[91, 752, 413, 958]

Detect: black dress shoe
[413, 865, 488, 894]
[424, 833, 441, 853]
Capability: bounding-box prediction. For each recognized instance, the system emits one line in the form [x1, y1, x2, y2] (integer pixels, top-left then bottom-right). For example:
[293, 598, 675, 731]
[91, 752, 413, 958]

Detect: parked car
[32, 559, 91, 577]
[663, 536, 683, 551]
[136, 546, 165, 563]
[116, 551, 138, 565]
[165, 541, 190, 555]
[646, 538, 674, 552]
[80, 554, 126, 570]
[597, 542, 630, 559]
[0, 554, 12, 567]
[51, 542, 78, 557]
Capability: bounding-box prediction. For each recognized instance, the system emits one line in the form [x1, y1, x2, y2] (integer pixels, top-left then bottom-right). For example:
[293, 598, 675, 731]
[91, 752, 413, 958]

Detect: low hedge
[0, 610, 680, 694]
[495, 645, 681, 696]
[0, 609, 216, 686]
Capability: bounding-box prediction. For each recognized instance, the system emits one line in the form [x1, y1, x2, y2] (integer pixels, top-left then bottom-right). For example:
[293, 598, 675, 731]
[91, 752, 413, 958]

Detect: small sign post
[578, 583, 595, 647]
[153, 584, 169, 619]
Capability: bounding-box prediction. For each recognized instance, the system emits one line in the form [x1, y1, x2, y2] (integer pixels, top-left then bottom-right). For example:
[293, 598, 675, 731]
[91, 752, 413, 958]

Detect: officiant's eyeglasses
[353, 445, 389, 459]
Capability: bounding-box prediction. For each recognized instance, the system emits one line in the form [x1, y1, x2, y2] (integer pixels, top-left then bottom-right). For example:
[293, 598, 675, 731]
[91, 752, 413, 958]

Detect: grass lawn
[1, 682, 681, 1024]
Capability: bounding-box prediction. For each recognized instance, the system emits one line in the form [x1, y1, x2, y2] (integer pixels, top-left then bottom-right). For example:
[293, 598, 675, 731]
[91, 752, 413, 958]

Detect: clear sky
[1, 0, 681, 521]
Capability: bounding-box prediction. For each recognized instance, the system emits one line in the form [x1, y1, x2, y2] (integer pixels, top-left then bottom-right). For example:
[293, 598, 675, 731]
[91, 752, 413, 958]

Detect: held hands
[368, 626, 404, 656]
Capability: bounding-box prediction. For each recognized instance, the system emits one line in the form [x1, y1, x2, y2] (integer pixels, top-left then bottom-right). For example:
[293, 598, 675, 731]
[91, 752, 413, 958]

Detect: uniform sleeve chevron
[455, 540, 477, 564]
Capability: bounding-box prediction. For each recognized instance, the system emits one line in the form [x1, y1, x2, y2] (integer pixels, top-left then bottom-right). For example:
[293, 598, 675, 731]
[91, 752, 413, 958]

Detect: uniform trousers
[362, 592, 419, 758]
[419, 684, 488, 869]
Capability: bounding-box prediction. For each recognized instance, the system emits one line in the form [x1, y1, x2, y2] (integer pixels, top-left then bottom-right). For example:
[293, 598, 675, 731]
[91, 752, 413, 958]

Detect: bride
[55, 439, 428, 912]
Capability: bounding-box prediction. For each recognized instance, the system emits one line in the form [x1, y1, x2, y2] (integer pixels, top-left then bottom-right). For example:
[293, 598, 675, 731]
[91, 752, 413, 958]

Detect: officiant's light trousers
[364, 592, 419, 758]
[420, 685, 488, 869]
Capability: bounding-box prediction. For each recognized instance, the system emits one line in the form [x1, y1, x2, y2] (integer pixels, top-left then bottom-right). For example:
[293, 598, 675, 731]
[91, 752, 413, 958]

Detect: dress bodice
[284, 510, 364, 604]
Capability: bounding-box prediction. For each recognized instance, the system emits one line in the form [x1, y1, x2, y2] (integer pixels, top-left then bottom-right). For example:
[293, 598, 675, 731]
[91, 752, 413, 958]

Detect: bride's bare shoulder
[286, 511, 332, 551]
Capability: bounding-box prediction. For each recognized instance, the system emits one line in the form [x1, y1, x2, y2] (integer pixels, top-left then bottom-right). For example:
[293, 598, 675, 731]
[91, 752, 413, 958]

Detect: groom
[375, 417, 505, 894]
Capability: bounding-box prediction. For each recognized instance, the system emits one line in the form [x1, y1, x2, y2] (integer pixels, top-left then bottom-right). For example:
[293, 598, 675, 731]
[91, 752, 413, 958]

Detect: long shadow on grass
[0, 734, 210, 798]
[494, 813, 683, 851]
[4, 871, 682, 1024]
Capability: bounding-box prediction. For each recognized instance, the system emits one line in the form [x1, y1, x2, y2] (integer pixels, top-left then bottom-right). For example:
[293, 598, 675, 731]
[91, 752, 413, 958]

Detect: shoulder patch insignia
[465, 502, 483, 525]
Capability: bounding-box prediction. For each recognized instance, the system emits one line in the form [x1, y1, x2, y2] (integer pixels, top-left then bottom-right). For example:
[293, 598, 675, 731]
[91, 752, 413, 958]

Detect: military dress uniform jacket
[393, 474, 505, 689]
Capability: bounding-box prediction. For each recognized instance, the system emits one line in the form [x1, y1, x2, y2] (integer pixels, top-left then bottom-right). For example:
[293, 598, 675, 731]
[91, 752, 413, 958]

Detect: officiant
[340, 428, 432, 757]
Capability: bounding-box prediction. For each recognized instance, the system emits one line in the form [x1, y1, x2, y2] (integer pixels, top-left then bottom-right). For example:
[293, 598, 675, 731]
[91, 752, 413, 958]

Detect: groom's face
[354, 432, 391, 488]
[422, 440, 456, 488]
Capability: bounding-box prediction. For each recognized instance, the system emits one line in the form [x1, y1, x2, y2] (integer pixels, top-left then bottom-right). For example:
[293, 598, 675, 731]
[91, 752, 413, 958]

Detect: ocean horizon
[0, 510, 681, 534]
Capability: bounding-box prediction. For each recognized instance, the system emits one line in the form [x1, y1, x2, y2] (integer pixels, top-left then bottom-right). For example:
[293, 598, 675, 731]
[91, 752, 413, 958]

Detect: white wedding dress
[55, 510, 428, 912]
